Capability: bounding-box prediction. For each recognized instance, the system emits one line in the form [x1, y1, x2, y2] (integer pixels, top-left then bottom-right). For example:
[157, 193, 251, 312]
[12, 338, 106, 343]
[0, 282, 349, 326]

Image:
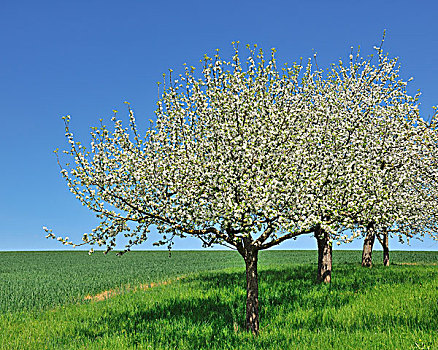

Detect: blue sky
[1, 0, 437, 251]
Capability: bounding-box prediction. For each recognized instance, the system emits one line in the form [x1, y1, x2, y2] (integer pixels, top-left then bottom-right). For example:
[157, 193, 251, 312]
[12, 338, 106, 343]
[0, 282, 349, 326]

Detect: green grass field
[1, 250, 437, 349]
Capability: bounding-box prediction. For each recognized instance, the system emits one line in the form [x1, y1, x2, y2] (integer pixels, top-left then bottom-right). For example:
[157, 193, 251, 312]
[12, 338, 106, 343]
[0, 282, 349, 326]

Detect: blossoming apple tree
[295, 41, 429, 276]
[360, 112, 438, 266]
[304, 40, 438, 272]
[44, 44, 336, 334]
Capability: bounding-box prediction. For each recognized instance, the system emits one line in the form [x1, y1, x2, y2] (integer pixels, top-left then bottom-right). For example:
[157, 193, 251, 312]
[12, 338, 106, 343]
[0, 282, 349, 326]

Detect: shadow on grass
[73, 264, 438, 348]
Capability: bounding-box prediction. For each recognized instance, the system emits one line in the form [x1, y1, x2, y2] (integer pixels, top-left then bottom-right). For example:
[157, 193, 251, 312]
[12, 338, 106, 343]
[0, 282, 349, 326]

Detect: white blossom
[44, 43, 438, 254]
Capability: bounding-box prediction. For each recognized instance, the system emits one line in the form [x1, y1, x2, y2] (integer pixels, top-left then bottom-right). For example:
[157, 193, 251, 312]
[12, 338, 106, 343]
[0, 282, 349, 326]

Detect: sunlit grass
[1, 251, 437, 349]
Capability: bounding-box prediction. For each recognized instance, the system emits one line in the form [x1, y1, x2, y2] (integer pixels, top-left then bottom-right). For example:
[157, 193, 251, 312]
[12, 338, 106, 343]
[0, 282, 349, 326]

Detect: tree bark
[382, 231, 389, 266]
[244, 247, 259, 334]
[362, 222, 375, 267]
[314, 226, 332, 283]
[238, 237, 259, 335]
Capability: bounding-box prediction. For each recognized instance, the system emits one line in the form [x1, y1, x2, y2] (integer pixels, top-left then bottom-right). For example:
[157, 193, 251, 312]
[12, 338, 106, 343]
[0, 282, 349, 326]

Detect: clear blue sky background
[1, 0, 437, 251]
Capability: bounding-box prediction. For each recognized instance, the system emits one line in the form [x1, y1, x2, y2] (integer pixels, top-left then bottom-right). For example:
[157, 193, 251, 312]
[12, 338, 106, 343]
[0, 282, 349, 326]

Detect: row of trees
[45, 39, 438, 334]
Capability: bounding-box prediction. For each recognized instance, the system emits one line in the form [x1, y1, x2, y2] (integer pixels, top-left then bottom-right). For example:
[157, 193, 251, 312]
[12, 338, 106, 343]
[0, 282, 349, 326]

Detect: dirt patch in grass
[84, 276, 185, 302]
[396, 262, 438, 266]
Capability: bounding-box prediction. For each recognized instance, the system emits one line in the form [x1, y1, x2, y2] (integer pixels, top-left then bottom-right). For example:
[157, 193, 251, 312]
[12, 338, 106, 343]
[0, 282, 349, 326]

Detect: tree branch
[258, 227, 315, 250]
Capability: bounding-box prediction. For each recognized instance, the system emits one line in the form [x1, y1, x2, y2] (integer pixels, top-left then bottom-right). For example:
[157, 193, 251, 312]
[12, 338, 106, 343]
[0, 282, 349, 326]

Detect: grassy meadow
[1, 250, 437, 349]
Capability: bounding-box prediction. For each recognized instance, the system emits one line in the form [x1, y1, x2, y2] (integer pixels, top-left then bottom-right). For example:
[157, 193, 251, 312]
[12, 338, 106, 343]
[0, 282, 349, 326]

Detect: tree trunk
[244, 247, 259, 334]
[315, 226, 332, 283]
[237, 237, 260, 335]
[362, 222, 375, 267]
[382, 231, 389, 266]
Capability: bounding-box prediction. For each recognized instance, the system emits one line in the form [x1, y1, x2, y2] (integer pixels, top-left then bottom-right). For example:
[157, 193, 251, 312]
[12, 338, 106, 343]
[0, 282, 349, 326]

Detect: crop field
[1, 250, 438, 349]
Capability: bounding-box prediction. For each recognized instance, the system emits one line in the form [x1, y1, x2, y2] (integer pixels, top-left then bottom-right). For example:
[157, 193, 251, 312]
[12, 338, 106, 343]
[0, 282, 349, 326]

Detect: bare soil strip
[84, 276, 185, 302]
[397, 262, 438, 266]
